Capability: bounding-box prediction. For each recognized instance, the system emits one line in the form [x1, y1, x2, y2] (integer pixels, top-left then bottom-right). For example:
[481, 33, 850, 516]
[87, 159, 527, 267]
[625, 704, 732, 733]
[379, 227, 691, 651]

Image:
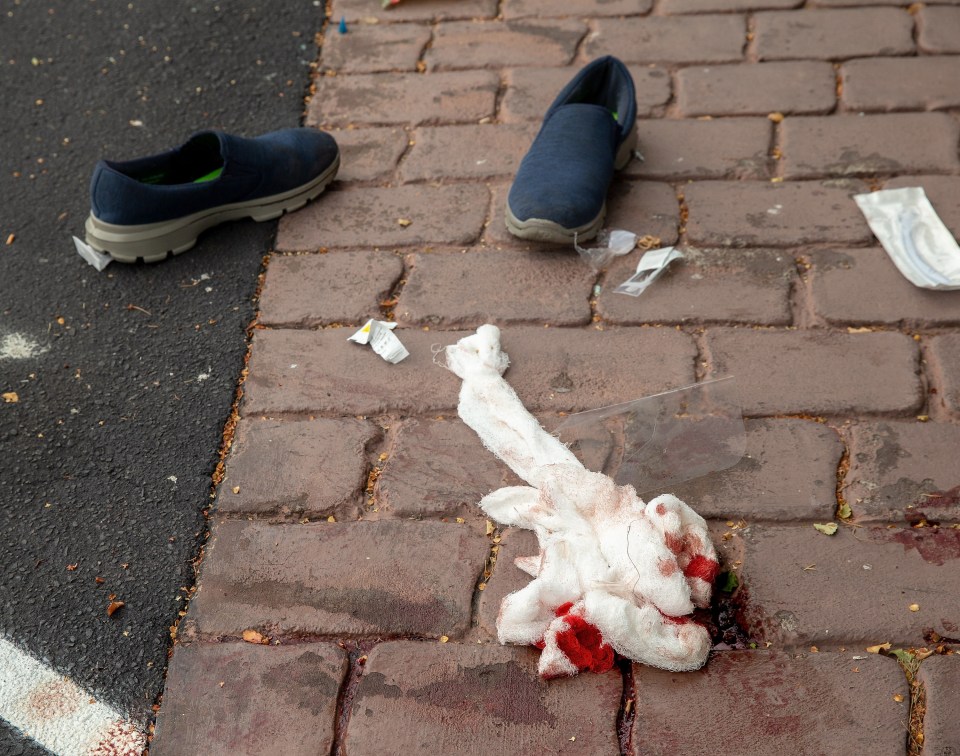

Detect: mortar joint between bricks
[469, 521, 504, 628]
[744, 13, 758, 64]
[615, 655, 637, 755]
[329, 639, 378, 756]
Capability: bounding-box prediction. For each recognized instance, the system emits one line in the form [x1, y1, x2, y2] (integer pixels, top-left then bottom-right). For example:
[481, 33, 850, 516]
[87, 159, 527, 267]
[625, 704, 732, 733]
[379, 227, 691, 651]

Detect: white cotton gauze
[444, 325, 719, 678]
[854, 187, 960, 290]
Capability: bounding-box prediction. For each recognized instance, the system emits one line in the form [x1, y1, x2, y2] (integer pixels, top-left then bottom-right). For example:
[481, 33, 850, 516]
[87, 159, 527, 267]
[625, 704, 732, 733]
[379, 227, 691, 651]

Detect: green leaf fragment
[718, 571, 740, 593]
[813, 522, 838, 535]
[838, 502, 852, 519]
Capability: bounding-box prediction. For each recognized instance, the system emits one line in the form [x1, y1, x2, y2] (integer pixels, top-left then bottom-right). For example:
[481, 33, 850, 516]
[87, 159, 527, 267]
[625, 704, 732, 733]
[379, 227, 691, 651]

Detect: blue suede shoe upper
[508, 56, 637, 227]
[90, 128, 339, 226]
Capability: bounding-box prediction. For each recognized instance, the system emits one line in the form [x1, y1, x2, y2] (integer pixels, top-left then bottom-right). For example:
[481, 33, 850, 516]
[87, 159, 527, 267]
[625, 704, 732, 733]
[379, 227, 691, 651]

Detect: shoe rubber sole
[504, 123, 638, 244]
[84, 153, 340, 263]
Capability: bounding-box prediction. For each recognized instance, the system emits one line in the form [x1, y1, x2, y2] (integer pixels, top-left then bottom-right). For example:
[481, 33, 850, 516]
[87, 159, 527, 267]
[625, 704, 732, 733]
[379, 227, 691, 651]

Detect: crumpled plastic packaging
[574, 229, 637, 270]
[854, 187, 960, 290]
[444, 325, 719, 679]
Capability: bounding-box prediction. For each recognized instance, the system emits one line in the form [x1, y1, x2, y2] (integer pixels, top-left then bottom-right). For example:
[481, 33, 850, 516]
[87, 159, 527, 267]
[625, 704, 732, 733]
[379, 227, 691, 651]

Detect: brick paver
[374, 418, 523, 520]
[733, 524, 960, 646]
[184, 519, 489, 639]
[276, 184, 490, 250]
[684, 180, 872, 247]
[587, 15, 747, 64]
[343, 641, 623, 755]
[329, 127, 410, 183]
[840, 56, 960, 111]
[217, 418, 378, 519]
[781, 113, 960, 178]
[309, 70, 499, 126]
[597, 247, 794, 325]
[426, 19, 586, 70]
[400, 124, 537, 182]
[396, 249, 595, 327]
[151, 643, 347, 756]
[633, 652, 908, 754]
[753, 8, 914, 61]
[808, 247, 960, 326]
[845, 421, 960, 523]
[917, 5, 960, 54]
[669, 418, 844, 521]
[629, 117, 773, 180]
[704, 328, 922, 416]
[259, 251, 404, 327]
[928, 334, 960, 417]
[319, 22, 431, 74]
[918, 656, 960, 754]
[158, 0, 960, 751]
[677, 60, 837, 116]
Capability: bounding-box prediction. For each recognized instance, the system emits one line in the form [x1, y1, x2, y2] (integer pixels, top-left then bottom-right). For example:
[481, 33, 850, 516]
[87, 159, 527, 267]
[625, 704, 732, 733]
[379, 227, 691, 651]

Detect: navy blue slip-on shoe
[505, 56, 637, 244]
[85, 128, 340, 263]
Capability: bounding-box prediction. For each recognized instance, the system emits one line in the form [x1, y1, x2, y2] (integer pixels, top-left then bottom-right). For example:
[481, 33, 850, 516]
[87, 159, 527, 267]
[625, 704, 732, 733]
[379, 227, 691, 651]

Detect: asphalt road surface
[0, 1, 324, 751]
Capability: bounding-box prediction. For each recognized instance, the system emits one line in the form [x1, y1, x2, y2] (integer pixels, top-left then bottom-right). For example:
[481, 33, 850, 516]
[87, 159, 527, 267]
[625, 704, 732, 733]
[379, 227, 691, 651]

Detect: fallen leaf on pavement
[107, 600, 125, 616]
[813, 522, 838, 535]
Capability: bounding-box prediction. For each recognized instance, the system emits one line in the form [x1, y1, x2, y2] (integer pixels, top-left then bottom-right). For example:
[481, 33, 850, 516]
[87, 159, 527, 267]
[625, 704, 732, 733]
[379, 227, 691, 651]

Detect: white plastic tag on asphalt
[0, 638, 145, 756]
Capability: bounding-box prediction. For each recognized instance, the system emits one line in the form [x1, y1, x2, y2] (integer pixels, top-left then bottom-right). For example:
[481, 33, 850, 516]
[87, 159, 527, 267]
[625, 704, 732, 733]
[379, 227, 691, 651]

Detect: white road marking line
[0, 638, 145, 756]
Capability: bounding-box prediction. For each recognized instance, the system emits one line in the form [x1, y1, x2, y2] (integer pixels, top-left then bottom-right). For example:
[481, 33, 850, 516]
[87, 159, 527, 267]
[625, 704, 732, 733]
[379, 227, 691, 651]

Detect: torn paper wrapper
[348, 319, 409, 364]
[72, 236, 113, 272]
[854, 187, 960, 290]
[614, 246, 683, 297]
[443, 325, 718, 679]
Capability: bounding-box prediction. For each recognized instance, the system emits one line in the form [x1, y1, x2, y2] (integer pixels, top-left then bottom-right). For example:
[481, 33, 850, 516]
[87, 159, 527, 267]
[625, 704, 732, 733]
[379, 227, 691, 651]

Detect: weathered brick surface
[329, 127, 409, 183]
[633, 652, 908, 755]
[810, 0, 908, 6]
[186, 519, 488, 639]
[152, 643, 347, 756]
[667, 418, 843, 521]
[677, 61, 837, 116]
[243, 326, 697, 415]
[396, 249, 594, 327]
[259, 251, 404, 327]
[484, 180, 680, 248]
[426, 19, 585, 70]
[587, 15, 747, 64]
[684, 180, 872, 247]
[840, 56, 960, 112]
[885, 175, 960, 239]
[476, 527, 540, 637]
[320, 23, 431, 74]
[500, 65, 672, 122]
[781, 113, 960, 178]
[629, 117, 772, 180]
[754, 8, 914, 61]
[845, 421, 960, 523]
[216, 418, 377, 519]
[662, 0, 801, 13]
[308, 70, 499, 127]
[928, 334, 960, 417]
[503, 0, 652, 16]
[343, 641, 623, 755]
[331, 0, 497, 22]
[918, 5, 960, 53]
[704, 328, 922, 416]
[276, 184, 489, 250]
[733, 524, 960, 646]
[808, 247, 960, 326]
[375, 419, 522, 520]
[400, 124, 537, 182]
[918, 655, 960, 755]
[598, 248, 794, 326]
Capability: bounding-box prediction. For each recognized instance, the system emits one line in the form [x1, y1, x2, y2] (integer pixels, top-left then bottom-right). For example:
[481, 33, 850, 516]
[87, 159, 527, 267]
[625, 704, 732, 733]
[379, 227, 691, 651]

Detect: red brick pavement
[153, 1, 960, 754]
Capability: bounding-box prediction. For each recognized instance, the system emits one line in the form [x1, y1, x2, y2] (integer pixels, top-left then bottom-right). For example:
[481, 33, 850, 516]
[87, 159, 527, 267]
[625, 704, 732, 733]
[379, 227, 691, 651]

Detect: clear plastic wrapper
[554, 376, 745, 494]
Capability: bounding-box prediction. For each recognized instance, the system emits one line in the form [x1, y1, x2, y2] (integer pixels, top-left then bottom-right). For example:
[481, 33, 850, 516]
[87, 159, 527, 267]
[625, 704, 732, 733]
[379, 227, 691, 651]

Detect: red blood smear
[555, 615, 615, 674]
[684, 554, 720, 583]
